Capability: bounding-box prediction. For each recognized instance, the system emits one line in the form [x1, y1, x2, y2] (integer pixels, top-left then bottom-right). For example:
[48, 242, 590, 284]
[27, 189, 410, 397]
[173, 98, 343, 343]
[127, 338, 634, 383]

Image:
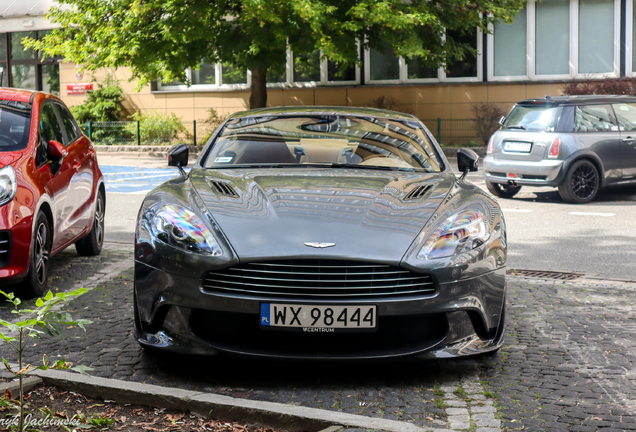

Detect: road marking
[502, 208, 533, 213]
[569, 212, 615, 217]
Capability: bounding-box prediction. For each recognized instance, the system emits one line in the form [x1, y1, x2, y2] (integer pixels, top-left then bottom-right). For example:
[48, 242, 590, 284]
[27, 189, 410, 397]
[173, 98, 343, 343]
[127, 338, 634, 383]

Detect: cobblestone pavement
[3, 247, 636, 431]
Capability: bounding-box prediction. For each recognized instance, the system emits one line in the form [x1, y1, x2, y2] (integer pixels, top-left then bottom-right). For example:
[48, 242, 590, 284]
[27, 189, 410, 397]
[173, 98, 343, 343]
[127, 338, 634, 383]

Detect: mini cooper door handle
[622, 136, 635, 143]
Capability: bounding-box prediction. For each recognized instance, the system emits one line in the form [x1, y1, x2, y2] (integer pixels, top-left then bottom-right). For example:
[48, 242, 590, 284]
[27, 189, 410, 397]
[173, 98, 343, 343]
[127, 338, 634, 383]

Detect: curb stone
[30, 368, 433, 432]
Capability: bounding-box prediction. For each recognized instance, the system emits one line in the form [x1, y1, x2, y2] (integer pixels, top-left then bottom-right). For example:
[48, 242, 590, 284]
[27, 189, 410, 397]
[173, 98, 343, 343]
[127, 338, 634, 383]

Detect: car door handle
[73, 161, 81, 171]
[622, 136, 635, 143]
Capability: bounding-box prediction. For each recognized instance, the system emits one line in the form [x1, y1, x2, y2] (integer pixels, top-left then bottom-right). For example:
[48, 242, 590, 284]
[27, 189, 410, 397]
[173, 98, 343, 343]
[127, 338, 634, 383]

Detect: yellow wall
[60, 62, 565, 139]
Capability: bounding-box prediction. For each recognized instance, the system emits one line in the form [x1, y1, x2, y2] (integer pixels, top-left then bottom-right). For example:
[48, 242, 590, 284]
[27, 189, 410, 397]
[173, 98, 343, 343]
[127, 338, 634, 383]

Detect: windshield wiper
[506, 125, 527, 130]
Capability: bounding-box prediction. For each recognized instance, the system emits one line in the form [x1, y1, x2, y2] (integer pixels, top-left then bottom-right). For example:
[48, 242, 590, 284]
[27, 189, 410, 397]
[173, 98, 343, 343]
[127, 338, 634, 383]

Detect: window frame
[488, 0, 620, 82]
[364, 30, 483, 85]
[626, 0, 636, 77]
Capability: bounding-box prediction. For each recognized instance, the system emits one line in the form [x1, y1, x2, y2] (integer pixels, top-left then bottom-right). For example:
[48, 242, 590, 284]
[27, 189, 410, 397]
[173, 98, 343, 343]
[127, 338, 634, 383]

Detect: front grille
[202, 260, 436, 299]
[0, 231, 11, 268]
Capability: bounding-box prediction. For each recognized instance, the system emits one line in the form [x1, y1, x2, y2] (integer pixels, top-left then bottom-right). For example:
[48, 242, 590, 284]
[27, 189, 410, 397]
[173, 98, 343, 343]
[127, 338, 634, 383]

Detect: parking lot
[2, 154, 636, 431]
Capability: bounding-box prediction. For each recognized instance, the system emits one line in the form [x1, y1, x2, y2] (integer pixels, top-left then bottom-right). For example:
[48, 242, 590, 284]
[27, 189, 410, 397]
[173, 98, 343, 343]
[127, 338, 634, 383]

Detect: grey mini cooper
[483, 95, 636, 203]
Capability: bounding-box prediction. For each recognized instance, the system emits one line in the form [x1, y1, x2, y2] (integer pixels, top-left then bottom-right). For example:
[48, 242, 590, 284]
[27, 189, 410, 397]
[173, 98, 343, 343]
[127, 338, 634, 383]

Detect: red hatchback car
[0, 88, 105, 298]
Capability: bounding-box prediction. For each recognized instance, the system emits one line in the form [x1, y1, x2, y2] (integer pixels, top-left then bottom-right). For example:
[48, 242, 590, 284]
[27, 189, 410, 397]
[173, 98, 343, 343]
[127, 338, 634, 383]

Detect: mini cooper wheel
[75, 190, 105, 256]
[486, 181, 521, 199]
[558, 160, 599, 204]
[19, 212, 52, 298]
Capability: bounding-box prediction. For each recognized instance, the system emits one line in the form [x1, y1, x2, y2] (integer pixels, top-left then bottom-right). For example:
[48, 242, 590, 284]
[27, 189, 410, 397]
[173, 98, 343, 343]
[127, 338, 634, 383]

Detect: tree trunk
[249, 67, 267, 109]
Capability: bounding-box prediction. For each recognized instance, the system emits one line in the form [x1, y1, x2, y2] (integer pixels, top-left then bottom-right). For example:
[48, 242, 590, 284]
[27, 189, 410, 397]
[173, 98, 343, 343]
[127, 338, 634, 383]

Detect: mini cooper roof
[517, 95, 636, 106]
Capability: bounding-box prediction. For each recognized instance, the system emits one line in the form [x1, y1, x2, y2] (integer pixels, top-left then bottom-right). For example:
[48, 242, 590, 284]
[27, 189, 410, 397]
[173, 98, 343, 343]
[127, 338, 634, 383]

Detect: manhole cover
[507, 270, 583, 280]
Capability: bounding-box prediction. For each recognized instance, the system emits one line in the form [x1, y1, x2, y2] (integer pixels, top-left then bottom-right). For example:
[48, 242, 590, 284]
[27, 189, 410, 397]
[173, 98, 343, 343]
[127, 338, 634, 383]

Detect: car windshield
[0, 101, 31, 152]
[504, 105, 560, 132]
[203, 114, 443, 172]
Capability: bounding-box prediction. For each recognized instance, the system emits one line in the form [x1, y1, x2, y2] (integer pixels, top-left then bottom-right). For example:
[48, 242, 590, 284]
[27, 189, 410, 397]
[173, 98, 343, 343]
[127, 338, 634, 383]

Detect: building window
[156, 48, 360, 92]
[492, 7, 527, 77]
[578, 0, 615, 74]
[535, 0, 570, 76]
[489, 0, 619, 81]
[366, 30, 483, 84]
[0, 31, 60, 94]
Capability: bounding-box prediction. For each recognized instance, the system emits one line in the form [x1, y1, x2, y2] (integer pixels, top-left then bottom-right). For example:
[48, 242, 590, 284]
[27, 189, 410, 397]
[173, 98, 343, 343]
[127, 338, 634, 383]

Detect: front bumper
[133, 260, 506, 359]
[483, 155, 565, 187]
[0, 208, 33, 281]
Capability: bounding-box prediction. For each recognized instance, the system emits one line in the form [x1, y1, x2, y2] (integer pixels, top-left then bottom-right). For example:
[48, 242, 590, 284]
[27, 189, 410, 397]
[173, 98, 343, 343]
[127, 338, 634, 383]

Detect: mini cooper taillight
[547, 138, 561, 158]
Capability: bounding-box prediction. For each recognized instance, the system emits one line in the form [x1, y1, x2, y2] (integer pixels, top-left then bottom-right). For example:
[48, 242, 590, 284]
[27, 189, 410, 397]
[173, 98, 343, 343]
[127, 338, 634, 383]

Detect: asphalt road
[100, 154, 636, 281]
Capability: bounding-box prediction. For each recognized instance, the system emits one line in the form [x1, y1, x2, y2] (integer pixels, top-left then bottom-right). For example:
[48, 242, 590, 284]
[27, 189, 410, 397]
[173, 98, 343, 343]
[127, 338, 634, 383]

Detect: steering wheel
[0, 134, 19, 146]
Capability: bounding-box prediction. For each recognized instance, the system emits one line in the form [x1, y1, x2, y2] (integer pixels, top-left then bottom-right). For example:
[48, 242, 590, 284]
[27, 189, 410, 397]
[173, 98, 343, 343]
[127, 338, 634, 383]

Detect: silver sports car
[134, 107, 507, 359]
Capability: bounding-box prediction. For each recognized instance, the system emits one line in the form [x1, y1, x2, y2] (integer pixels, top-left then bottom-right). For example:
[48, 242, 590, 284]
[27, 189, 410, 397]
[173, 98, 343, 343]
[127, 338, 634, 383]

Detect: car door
[38, 100, 76, 251]
[52, 101, 95, 237]
[572, 104, 622, 183]
[611, 102, 636, 180]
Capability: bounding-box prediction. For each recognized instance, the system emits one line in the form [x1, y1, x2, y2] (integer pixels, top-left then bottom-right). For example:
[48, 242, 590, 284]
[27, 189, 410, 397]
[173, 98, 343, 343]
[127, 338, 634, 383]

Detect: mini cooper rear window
[504, 105, 560, 132]
[0, 101, 31, 152]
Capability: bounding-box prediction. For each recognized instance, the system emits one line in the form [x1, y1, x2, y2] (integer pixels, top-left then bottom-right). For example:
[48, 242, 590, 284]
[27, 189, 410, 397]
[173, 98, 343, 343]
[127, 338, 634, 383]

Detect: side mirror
[498, 116, 506, 126]
[457, 148, 479, 178]
[47, 140, 68, 159]
[168, 144, 189, 167]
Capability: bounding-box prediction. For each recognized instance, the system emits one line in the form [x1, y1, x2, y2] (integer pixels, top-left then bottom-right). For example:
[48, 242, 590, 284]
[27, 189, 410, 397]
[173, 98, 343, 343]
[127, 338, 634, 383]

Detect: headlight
[417, 209, 489, 260]
[0, 165, 17, 207]
[149, 205, 222, 256]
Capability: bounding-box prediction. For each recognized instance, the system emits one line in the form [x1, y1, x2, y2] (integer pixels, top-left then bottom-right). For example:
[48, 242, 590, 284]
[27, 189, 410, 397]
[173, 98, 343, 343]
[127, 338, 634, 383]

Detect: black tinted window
[0, 101, 31, 151]
[574, 105, 616, 132]
[55, 103, 81, 145]
[38, 102, 64, 165]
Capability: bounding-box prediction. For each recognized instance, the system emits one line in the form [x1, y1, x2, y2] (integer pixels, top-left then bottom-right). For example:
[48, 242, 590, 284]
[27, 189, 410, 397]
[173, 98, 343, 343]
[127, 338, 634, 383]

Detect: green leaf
[0, 333, 16, 343]
[50, 322, 64, 339]
[35, 297, 44, 308]
[70, 364, 93, 377]
[44, 291, 54, 301]
[2, 358, 14, 374]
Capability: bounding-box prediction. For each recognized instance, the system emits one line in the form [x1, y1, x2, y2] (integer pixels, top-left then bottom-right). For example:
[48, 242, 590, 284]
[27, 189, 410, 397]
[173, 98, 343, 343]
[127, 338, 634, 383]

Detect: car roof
[229, 106, 419, 121]
[0, 87, 37, 103]
[517, 95, 636, 105]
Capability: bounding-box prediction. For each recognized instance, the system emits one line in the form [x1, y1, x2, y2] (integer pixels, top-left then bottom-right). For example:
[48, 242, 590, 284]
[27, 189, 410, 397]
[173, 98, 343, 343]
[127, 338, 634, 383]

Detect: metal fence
[83, 118, 485, 147]
[421, 119, 484, 146]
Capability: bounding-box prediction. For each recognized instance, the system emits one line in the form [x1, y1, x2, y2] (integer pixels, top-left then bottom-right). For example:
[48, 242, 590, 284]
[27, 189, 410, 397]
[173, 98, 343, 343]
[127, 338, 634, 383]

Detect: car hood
[189, 167, 455, 264]
[0, 151, 22, 168]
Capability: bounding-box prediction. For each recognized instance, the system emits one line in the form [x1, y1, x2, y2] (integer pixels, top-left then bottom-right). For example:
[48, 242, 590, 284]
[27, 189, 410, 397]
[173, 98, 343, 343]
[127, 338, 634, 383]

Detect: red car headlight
[0, 165, 17, 207]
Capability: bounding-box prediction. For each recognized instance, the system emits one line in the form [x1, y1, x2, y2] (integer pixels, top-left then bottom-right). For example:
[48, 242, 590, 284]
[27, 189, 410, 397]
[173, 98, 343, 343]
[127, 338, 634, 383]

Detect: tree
[28, 0, 526, 109]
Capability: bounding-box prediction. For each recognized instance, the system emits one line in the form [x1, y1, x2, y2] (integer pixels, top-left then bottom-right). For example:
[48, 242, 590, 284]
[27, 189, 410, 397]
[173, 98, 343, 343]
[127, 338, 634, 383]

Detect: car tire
[75, 190, 105, 256]
[486, 181, 521, 199]
[558, 160, 599, 204]
[18, 212, 52, 298]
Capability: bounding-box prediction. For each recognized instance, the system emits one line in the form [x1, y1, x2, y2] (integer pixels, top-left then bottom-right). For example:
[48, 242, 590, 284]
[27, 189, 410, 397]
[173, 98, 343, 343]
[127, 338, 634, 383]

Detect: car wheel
[558, 160, 599, 204]
[18, 212, 52, 298]
[75, 190, 105, 256]
[486, 181, 521, 198]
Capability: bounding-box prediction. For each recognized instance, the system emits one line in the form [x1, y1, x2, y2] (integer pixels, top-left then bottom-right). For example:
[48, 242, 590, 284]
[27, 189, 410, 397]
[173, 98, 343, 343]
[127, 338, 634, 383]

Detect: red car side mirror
[47, 140, 68, 159]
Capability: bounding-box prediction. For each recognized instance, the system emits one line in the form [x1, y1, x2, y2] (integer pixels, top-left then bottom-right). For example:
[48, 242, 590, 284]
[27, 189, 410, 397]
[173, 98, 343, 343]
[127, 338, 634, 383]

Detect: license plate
[503, 141, 532, 153]
[260, 303, 377, 331]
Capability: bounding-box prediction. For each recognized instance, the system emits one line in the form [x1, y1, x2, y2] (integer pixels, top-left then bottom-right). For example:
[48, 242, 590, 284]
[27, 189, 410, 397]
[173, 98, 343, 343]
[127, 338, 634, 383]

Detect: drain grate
[507, 269, 583, 280]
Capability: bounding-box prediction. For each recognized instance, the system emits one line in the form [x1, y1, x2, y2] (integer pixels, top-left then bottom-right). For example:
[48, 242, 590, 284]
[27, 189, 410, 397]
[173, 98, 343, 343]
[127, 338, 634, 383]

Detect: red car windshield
[0, 101, 31, 152]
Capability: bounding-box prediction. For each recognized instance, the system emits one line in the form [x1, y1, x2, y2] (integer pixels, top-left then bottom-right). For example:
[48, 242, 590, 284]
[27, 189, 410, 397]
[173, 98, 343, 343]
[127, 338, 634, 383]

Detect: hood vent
[403, 184, 431, 201]
[209, 180, 239, 198]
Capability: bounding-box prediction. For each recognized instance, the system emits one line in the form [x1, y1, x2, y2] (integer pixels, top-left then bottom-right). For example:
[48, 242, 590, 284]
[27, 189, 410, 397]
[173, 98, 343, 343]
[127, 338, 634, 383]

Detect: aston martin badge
[304, 242, 336, 248]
